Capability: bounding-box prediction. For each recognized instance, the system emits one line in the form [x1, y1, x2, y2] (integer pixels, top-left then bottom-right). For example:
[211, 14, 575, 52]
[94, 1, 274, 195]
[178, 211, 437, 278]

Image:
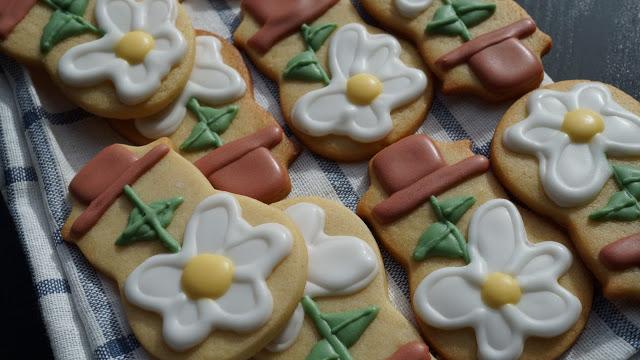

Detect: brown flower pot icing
[436, 19, 544, 96]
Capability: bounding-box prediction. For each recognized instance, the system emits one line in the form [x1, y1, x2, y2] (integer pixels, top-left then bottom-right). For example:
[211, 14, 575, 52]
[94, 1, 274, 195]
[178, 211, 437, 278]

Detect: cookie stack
[2, 0, 638, 359]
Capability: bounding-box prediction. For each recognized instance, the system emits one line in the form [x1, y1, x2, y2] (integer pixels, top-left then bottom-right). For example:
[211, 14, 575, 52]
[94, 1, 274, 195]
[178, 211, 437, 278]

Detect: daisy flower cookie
[40, 0, 196, 119]
[493, 80, 640, 299]
[358, 134, 593, 359]
[62, 140, 308, 360]
[234, 0, 433, 161]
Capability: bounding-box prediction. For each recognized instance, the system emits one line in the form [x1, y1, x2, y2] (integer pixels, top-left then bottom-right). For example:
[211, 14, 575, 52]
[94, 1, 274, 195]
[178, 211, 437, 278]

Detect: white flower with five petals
[58, 0, 187, 105]
[135, 35, 246, 138]
[124, 193, 292, 351]
[503, 82, 640, 207]
[414, 199, 581, 360]
[267, 202, 379, 352]
[292, 23, 427, 143]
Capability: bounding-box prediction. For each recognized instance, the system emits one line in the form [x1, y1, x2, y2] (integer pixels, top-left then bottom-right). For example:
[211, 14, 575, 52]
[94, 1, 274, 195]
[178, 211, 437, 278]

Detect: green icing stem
[119, 185, 182, 253]
[302, 296, 353, 360]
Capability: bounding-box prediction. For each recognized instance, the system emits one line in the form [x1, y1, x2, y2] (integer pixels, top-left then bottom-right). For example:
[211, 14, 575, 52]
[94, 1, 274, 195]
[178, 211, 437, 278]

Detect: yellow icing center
[114, 31, 155, 64]
[561, 109, 605, 143]
[181, 254, 235, 300]
[481, 272, 522, 309]
[346, 73, 383, 105]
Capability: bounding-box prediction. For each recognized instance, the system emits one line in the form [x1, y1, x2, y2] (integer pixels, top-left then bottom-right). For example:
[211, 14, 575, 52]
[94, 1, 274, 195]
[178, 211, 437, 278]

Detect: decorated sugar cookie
[257, 197, 431, 360]
[0, 0, 197, 119]
[358, 135, 593, 359]
[492, 80, 640, 299]
[360, 0, 551, 102]
[112, 30, 299, 203]
[234, 0, 433, 161]
[62, 140, 308, 360]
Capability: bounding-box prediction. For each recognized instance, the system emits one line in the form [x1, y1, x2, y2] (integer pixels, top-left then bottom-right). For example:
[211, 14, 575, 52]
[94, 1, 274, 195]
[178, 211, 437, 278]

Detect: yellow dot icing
[561, 108, 605, 143]
[481, 272, 522, 309]
[346, 73, 383, 105]
[181, 254, 235, 300]
[114, 31, 155, 64]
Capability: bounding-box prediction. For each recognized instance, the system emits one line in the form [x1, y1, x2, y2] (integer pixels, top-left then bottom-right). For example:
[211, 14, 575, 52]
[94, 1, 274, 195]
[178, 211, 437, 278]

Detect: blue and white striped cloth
[0, 1, 638, 359]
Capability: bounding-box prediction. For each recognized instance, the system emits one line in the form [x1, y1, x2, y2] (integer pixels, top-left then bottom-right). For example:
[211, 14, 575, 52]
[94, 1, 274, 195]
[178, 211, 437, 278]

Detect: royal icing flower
[268, 202, 379, 352]
[395, 0, 434, 18]
[292, 23, 427, 143]
[58, 0, 187, 105]
[503, 82, 640, 207]
[414, 199, 581, 360]
[124, 193, 292, 351]
[135, 35, 246, 138]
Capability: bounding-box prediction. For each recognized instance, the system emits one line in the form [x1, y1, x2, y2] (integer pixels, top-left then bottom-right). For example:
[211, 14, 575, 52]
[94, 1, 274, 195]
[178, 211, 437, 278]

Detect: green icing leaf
[283, 49, 330, 84]
[180, 98, 238, 151]
[435, 195, 476, 223]
[40, 0, 102, 53]
[307, 340, 340, 360]
[426, 0, 496, 41]
[323, 307, 379, 348]
[116, 185, 183, 253]
[413, 195, 473, 263]
[613, 165, 640, 199]
[302, 296, 378, 360]
[589, 190, 640, 221]
[302, 23, 337, 52]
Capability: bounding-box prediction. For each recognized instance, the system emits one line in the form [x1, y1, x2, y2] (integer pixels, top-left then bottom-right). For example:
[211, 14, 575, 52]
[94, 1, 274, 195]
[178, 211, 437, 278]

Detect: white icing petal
[269, 202, 379, 352]
[512, 241, 572, 288]
[467, 200, 525, 273]
[125, 193, 292, 351]
[414, 199, 581, 360]
[266, 304, 304, 352]
[58, 0, 187, 105]
[100, 0, 134, 34]
[125, 253, 189, 312]
[541, 142, 611, 207]
[143, 0, 176, 31]
[135, 36, 246, 138]
[475, 311, 523, 360]
[214, 276, 273, 330]
[414, 266, 485, 328]
[161, 300, 213, 351]
[292, 23, 427, 143]
[508, 286, 581, 336]
[503, 82, 640, 207]
[395, 0, 434, 18]
[600, 114, 640, 155]
[285, 202, 378, 298]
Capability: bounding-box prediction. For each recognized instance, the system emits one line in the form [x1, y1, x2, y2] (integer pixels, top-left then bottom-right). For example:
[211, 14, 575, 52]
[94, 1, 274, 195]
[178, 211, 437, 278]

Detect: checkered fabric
[0, 0, 639, 359]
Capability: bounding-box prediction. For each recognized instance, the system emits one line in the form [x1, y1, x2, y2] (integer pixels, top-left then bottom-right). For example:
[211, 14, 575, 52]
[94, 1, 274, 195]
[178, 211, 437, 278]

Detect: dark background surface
[0, 1, 638, 358]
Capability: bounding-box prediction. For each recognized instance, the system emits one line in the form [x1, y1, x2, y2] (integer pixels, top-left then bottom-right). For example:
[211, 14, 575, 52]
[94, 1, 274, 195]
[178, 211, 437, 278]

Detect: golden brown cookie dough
[492, 80, 640, 300]
[0, 1, 58, 66]
[112, 31, 299, 203]
[358, 137, 593, 360]
[257, 197, 432, 360]
[360, 0, 552, 102]
[40, 0, 196, 119]
[63, 140, 308, 360]
[234, 0, 434, 162]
